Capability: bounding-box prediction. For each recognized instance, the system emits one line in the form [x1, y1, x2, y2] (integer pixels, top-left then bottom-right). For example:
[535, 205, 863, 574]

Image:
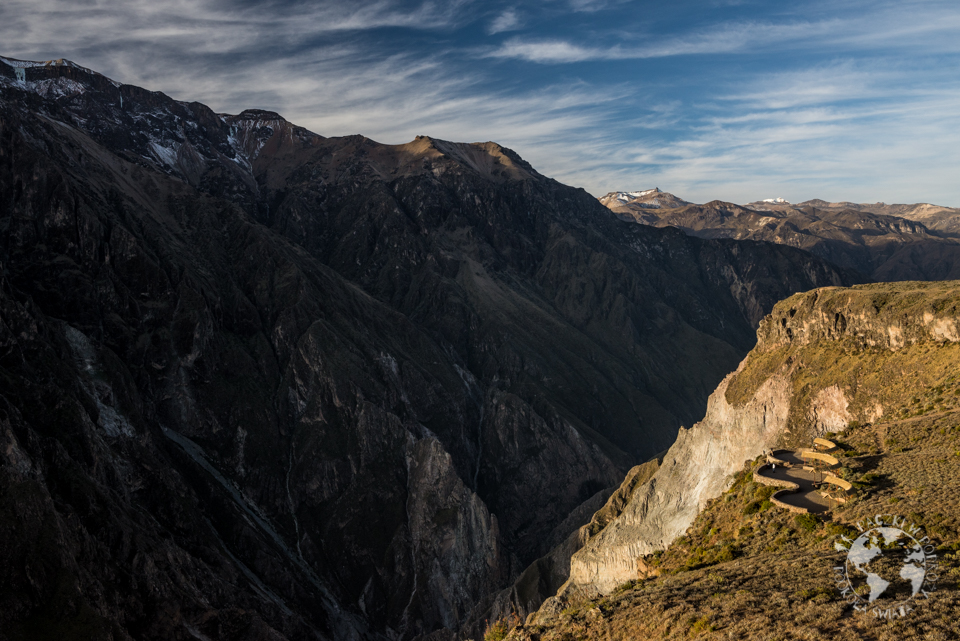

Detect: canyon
[0, 57, 857, 640]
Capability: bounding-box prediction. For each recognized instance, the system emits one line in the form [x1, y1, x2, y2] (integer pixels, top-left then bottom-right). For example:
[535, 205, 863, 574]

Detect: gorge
[1, 56, 958, 641]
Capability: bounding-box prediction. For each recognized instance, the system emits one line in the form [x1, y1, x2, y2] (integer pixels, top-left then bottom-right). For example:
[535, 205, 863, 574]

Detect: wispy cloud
[0, 0, 958, 206]
[485, 6, 960, 64]
[565, 0, 631, 13]
[483, 20, 832, 63]
[0, 0, 472, 65]
[488, 9, 521, 34]
[562, 62, 960, 206]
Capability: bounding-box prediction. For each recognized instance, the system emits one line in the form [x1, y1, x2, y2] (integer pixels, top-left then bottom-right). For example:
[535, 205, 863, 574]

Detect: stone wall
[753, 464, 800, 490]
[770, 491, 810, 514]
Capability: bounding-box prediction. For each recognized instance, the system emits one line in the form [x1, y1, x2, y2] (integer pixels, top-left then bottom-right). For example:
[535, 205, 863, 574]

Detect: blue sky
[2, 0, 959, 205]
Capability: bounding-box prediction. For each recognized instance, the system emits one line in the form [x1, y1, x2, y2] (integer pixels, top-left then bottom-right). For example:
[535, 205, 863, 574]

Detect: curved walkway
[757, 465, 833, 513]
[756, 446, 845, 514]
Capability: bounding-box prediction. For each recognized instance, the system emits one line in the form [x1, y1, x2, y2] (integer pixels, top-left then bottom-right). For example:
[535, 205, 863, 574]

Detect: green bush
[795, 586, 834, 601]
[484, 613, 520, 641]
[714, 545, 737, 563]
[795, 513, 819, 532]
[484, 620, 509, 641]
[754, 485, 776, 500]
[690, 616, 715, 635]
[743, 501, 761, 515]
[614, 579, 639, 595]
[825, 521, 857, 539]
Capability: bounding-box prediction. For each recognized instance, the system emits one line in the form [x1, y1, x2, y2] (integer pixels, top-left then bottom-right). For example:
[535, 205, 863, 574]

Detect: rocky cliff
[552, 281, 960, 598]
[0, 56, 856, 640]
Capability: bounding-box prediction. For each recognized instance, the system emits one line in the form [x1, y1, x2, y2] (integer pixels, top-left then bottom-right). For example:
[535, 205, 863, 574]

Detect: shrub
[795, 586, 834, 601]
[825, 521, 857, 539]
[689, 616, 715, 635]
[484, 613, 520, 641]
[754, 485, 776, 500]
[614, 580, 639, 595]
[795, 513, 819, 532]
[714, 544, 737, 563]
[484, 619, 509, 641]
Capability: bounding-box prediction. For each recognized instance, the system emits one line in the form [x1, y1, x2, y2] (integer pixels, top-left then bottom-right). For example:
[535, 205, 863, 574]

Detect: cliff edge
[550, 281, 960, 597]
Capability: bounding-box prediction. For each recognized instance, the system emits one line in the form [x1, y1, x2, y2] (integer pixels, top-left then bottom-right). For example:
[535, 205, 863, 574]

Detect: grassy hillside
[507, 416, 960, 640]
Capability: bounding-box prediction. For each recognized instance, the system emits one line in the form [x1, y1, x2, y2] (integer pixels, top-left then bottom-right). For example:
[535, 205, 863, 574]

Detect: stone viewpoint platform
[754, 440, 851, 514]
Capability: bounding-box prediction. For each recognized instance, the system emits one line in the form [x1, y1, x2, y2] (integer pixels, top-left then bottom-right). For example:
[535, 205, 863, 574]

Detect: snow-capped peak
[762, 197, 788, 204]
[616, 188, 660, 202]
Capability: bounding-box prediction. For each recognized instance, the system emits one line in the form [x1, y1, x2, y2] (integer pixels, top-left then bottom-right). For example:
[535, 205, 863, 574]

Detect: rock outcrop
[560, 369, 791, 594]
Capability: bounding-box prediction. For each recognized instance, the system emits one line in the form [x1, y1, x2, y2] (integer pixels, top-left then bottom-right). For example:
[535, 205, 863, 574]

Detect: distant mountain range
[600, 190, 960, 281]
[747, 198, 960, 237]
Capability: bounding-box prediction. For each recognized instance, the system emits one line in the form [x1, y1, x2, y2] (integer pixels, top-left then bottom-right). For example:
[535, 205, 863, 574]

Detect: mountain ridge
[600, 189, 960, 281]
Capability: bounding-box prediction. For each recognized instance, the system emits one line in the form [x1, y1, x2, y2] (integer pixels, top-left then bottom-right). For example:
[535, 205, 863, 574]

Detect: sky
[1, 0, 959, 205]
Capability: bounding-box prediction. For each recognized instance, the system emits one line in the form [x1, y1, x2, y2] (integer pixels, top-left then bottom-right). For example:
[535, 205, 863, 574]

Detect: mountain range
[601, 190, 960, 281]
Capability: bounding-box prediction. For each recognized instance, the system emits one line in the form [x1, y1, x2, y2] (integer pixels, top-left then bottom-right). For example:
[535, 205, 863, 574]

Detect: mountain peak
[598, 189, 692, 221]
[1, 55, 84, 69]
[391, 135, 538, 182]
[232, 108, 286, 121]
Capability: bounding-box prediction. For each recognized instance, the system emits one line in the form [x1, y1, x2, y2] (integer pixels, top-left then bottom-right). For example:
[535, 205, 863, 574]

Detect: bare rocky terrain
[0, 57, 859, 640]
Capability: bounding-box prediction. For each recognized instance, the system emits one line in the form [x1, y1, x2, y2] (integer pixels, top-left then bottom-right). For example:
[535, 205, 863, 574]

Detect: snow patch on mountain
[615, 188, 660, 202]
[148, 140, 179, 167]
